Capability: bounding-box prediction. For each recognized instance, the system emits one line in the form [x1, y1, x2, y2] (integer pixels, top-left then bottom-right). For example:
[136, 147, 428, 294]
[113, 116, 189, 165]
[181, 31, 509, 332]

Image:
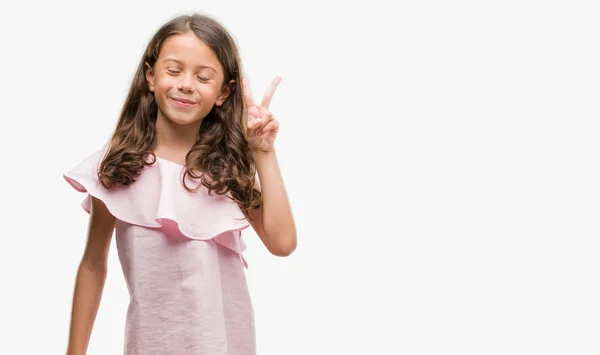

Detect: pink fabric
[63, 148, 256, 354]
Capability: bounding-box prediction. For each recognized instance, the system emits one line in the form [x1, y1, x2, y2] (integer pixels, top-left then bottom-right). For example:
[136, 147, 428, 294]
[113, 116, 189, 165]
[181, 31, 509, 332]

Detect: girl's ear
[145, 62, 155, 92]
[215, 79, 235, 106]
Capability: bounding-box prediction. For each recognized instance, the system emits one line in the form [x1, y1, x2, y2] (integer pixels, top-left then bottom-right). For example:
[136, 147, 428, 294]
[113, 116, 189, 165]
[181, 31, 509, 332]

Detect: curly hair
[98, 13, 261, 220]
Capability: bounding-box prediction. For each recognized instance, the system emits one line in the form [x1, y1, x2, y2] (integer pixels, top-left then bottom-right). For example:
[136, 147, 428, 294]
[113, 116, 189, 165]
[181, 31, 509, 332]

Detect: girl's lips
[170, 97, 197, 107]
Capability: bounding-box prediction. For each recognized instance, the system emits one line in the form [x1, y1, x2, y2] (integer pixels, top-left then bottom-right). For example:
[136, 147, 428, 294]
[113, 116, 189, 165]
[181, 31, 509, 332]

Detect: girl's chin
[159, 113, 205, 127]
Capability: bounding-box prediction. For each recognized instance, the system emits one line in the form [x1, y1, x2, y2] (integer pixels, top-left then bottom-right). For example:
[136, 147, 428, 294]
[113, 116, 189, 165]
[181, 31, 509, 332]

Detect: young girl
[63, 13, 297, 355]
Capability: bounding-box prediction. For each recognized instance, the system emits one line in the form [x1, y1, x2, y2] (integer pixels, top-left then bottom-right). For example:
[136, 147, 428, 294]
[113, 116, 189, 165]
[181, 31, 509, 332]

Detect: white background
[0, 0, 598, 354]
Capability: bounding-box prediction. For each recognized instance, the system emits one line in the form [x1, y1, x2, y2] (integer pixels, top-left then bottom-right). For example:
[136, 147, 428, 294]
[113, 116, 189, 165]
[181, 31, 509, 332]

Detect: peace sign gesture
[242, 76, 282, 154]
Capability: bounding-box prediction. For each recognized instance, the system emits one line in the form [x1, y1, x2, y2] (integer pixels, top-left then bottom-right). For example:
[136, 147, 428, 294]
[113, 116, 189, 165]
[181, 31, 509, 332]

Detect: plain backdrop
[0, 1, 598, 354]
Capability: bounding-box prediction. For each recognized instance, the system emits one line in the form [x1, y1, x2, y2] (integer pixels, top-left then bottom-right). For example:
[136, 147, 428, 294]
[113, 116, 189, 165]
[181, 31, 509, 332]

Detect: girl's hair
[98, 13, 261, 220]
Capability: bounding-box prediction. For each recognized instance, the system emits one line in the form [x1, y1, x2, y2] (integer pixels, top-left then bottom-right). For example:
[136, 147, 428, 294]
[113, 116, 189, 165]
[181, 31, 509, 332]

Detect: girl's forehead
[158, 32, 221, 71]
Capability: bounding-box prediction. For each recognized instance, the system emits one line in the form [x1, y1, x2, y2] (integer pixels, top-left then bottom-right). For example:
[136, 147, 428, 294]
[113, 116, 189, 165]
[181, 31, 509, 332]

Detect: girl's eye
[167, 68, 180, 74]
[197, 76, 210, 82]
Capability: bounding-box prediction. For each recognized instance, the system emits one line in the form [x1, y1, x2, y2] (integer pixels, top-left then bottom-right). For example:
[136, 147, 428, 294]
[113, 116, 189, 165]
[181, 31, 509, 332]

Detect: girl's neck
[153, 113, 203, 159]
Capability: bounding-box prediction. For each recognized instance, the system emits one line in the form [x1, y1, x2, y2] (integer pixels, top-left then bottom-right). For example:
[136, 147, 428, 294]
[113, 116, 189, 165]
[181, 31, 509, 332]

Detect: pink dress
[63, 148, 256, 355]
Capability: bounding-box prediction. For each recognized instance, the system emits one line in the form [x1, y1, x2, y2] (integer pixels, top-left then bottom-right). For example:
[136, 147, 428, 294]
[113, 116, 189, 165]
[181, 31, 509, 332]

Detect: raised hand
[242, 76, 282, 154]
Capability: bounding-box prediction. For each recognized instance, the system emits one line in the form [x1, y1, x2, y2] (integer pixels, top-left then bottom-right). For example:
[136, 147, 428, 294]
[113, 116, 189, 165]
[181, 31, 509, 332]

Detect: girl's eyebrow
[162, 58, 217, 73]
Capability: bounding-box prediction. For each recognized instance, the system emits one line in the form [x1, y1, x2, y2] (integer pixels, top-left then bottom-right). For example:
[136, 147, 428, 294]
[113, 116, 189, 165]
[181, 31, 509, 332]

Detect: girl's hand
[242, 76, 282, 154]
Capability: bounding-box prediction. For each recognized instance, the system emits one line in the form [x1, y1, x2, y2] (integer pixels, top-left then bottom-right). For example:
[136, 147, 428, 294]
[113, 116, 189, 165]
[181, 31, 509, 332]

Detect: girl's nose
[178, 74, 194, 93]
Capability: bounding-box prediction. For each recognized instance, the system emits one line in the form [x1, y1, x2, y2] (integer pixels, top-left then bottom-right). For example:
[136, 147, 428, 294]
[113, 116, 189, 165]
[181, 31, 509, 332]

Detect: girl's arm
[66, 197, 115, 355]
[247, 150, 297, 257]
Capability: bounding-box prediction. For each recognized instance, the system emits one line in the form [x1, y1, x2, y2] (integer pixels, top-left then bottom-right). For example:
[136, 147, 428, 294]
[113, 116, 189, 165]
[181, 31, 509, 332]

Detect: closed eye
[197, 76, 210, 82]
[166, 68, 181, 74]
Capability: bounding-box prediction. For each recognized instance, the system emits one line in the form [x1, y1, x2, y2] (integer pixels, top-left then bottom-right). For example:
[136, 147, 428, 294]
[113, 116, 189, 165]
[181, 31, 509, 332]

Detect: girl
[63, 13, 297, 355]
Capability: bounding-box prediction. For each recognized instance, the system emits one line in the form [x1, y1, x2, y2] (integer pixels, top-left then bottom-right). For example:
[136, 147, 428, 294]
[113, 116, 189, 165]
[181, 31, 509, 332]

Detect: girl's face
[145, 31, 231, 126]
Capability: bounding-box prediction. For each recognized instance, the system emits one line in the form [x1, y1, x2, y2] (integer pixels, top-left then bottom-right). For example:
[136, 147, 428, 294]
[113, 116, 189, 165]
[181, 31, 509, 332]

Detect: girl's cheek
[198, 87, 217, 100]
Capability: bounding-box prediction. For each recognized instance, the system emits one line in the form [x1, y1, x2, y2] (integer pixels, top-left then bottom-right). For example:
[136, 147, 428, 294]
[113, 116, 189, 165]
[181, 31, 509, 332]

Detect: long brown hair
[98, 13, 261, 219]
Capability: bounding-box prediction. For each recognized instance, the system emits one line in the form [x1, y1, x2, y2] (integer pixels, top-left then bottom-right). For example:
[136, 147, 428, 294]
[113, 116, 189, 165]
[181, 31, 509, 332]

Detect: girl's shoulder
[63, 147, 107, 179]
[62, 146, 115, 215]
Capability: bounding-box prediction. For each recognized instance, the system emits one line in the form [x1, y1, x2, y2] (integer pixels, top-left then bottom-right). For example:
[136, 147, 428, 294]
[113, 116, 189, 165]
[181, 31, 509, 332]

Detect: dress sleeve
[62, 148, 106, 214]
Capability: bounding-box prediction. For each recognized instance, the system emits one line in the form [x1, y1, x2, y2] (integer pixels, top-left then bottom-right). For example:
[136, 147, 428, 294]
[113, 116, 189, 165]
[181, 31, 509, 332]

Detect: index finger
[241, 77, 255, 107]
[261, 76, 282, 109]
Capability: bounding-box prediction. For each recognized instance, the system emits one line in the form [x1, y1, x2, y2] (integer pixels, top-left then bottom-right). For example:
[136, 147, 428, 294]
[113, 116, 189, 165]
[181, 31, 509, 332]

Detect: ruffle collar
[63, 148, 251, 268]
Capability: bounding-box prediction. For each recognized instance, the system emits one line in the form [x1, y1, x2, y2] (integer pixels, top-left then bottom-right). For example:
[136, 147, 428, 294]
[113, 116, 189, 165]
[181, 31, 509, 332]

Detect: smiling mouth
[170, 97, 198, 107]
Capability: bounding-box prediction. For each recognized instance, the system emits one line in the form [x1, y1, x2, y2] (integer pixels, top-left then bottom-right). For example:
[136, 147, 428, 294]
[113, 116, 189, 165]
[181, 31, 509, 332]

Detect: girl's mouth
[170, 97, 198, 107]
